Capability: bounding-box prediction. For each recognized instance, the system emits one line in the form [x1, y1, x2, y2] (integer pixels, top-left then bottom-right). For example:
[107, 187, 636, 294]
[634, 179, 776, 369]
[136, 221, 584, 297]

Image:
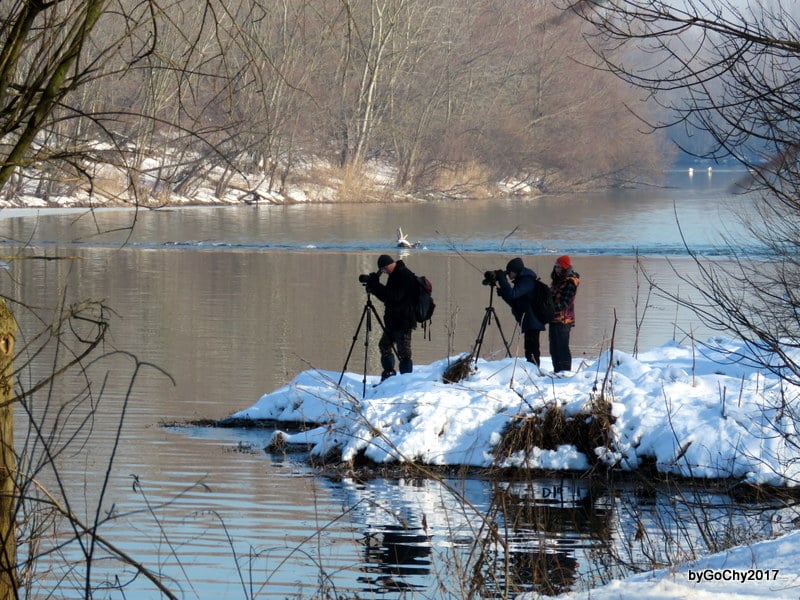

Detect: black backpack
[532, 277, 555, 324]
[415, 275, 435, 336]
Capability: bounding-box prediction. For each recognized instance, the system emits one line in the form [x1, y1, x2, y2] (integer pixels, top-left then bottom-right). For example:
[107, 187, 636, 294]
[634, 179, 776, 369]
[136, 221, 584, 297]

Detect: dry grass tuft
[430, 161, 495, 198]
[297, 161, 395, 203]
[494, 398, 616, 467]
[442, 353, 474, 383]
[265, 431, 287, 452]
[335, 163, 382, 202]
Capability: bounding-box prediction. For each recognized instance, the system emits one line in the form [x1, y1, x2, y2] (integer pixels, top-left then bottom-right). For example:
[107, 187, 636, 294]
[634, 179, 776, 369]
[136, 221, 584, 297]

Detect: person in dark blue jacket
[496, 257, 546, 366]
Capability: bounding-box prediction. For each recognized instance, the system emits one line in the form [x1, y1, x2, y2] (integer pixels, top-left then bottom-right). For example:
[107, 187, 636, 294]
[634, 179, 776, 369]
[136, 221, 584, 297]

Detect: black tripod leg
[339, 294, 401, 398]
[489, 307, 513, 358]
[472, 305, 514, 363]
[471, 308, 492, 363]
[338, 303, 369, 387]
[361, 304, 372, 397]
[367, 300, 387, 333]
[367, 300, 401, 363]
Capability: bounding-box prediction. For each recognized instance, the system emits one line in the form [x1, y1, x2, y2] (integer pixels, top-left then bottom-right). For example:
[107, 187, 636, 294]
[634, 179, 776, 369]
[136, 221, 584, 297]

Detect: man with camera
[363, 254, 419, 381]
[488, 257, 546, 367]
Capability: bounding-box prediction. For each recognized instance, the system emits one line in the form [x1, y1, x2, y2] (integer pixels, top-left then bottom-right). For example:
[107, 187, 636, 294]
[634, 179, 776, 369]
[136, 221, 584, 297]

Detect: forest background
[0, 0, 677, 209]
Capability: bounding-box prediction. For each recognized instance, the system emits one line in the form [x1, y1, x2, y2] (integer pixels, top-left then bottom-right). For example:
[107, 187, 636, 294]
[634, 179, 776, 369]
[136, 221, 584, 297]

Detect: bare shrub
[494, 399, 616, 468]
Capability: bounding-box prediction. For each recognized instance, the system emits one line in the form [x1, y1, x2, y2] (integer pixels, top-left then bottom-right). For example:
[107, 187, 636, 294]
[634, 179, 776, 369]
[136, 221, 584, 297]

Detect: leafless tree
[1, 0, 670, 205]
[566, 0, 800, 384]
[354, 0, 669, 194]
[450, 0, 668, 191]
[0, 0, 252, 208]
[0, 2, 249, 596]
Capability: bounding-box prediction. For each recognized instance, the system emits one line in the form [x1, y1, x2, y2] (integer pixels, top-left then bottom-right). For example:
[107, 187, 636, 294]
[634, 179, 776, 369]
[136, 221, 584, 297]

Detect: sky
[230, 336, 800, 599]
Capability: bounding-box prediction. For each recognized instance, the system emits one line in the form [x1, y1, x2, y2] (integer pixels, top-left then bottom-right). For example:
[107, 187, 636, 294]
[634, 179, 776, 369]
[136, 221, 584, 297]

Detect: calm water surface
[0, 169, 786, 598]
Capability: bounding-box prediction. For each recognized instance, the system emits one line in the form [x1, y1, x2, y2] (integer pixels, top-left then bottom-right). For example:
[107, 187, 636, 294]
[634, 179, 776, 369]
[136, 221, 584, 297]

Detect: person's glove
[366, 272, 380, 291]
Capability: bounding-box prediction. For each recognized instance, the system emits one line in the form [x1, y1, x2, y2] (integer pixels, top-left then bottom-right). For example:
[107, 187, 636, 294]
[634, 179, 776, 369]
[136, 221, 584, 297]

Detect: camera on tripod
[482, 269, 505, 286]
[358, 272, 377, 284]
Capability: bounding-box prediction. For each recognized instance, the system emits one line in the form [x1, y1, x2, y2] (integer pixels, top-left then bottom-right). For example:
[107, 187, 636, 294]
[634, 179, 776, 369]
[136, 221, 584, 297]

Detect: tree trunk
[0, 299, 16, 599]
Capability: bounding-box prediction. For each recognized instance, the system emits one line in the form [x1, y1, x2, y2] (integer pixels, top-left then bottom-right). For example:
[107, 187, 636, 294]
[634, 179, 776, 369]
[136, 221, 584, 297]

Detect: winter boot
[380, 355, 396, 381]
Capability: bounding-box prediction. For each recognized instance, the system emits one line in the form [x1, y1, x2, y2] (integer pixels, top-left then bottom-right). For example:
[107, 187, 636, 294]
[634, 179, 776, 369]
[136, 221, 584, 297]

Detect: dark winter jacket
[367, 260, 418, 331]
[497, 267, 545, 332]
[550, 268, 580, 325]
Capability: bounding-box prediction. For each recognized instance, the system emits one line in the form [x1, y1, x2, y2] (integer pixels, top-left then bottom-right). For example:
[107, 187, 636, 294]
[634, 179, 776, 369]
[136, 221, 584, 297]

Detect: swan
[396, 227, 422, 249]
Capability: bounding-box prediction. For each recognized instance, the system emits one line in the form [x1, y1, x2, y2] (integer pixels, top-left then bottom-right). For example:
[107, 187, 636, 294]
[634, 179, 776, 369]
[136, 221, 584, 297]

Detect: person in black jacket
[496, 257, 546, 366]
[365, 254, 419, 380]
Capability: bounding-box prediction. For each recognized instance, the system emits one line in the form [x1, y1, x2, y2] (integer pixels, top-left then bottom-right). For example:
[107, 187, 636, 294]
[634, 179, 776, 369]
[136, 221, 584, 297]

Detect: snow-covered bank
[222, 336, 800, 599]
[229, 336, 800, 487]
[543, 528, 800, 600]
[0, 156, 483, 210]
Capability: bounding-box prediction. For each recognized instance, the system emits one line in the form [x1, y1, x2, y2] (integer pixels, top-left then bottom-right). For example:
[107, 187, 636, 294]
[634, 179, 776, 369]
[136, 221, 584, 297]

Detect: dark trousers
[524, 330, 541, 366]
[549, 322, 573, 372]
[379, 328, 413, 375]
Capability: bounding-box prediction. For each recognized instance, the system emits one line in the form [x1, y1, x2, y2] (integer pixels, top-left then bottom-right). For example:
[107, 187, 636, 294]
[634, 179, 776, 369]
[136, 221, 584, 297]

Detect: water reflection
[320, 473, 613, 598]
[360, 524, 431, 592]
[309, 469, 798, 599]
[473, 478, 612, 597]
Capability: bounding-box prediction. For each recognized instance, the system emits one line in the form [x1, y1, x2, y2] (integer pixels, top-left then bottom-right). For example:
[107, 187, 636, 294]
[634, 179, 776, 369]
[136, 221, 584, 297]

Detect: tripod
[471, 285, 513, 364]
[338, 288, 393, 398]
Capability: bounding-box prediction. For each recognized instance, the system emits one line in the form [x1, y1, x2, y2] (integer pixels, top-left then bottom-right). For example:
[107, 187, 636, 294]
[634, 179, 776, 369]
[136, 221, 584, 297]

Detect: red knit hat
[556, 255, 571, 269]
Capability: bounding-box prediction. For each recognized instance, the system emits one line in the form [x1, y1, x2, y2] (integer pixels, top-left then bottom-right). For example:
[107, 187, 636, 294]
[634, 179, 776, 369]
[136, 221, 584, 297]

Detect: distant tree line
[0, 0, 669, 205]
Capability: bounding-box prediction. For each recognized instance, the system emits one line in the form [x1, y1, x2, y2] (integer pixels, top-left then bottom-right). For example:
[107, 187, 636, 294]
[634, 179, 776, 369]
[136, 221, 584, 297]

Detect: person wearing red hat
[549, 255, 580, 373]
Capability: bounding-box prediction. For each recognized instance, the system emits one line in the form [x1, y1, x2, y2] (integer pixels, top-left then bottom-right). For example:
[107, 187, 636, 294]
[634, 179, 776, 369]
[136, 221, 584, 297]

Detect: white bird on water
[396, 227, 422, 249]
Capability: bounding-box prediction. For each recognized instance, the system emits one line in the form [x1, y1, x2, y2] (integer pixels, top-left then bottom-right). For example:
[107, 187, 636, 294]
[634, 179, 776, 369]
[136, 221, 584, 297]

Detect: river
[0, 167, 786, 599]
